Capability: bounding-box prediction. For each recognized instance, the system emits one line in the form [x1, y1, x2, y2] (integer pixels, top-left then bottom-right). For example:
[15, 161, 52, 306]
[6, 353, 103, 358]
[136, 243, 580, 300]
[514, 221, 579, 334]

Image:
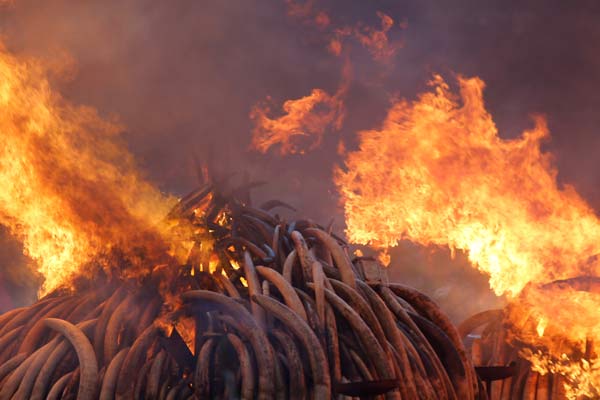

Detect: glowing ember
[335, 74, 600, 396]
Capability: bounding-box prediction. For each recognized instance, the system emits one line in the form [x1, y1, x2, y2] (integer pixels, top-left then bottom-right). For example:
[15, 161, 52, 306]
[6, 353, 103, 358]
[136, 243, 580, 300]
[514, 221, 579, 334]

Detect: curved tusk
[290, 231, 315, 282]
[256, 265, 308, 322]
[145, 350, 167, 399]
[270, 329, 306, 399]
[282, 249, 298, 284]
[45, 371, 74, 400]
[252, 293, 331, 399]
[304, 228, 356, 289]
[226, 333, 256, 400]
[44, 318, 99, 400]
[182, 290, 275, 400]
[115, 324, 158, 400]
[99, 346, 129, 400]
[242, 251, 267, 328]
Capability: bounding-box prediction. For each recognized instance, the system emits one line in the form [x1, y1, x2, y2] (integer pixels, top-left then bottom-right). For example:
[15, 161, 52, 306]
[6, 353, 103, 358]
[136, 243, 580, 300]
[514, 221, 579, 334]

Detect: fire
[250, 84, 347, 155]
[335, 74, 600, 396]
[0, 43, 177, 295]
[336, 75, 600, 295]
[349, 11, 402, 63]
[528, 352, 599, 399]
[285, 1, 402, 63]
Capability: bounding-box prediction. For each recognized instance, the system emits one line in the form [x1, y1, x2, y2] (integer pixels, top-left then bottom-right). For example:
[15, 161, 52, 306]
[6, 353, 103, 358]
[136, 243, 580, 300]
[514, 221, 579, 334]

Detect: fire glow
[0, 1, 599, 397]
[0, 44, 178, 295]
[335, 74, 600, 396]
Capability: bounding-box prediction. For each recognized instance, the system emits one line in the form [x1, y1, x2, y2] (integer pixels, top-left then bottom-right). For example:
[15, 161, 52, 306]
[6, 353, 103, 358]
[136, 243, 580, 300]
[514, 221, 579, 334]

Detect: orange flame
[0, 44, 177, 295]
[337, 75, 600, 295]
[335, 74, 600, 396]
[250, 73, 348, 155]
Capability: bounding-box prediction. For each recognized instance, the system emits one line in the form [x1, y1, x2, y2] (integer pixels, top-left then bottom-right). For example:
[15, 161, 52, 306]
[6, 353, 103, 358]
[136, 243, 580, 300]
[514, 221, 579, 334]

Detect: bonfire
[0, 185, 480, 399]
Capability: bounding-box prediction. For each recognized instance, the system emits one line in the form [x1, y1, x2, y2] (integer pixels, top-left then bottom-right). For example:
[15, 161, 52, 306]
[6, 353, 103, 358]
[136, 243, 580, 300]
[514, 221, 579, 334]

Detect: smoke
[1, 0, 599, 318]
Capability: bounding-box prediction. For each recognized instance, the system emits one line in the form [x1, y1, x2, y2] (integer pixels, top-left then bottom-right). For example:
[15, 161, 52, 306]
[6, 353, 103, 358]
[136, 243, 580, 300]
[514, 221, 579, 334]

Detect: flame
[230, 259, 241, 270]
[536, 316, 548, 337]
[250, 82, 347, 155]
[377, 249, 391, 267]
[0, 43, 178, 295]
[336, 75, 600, 295]
[328, 12, 402, 62]
[335, 74, 600, 395]
[526, 350, 599, 399]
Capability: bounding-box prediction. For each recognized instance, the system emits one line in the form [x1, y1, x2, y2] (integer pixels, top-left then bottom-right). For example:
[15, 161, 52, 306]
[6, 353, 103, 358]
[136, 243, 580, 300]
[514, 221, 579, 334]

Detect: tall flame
[335, 74, 599, 396]
[336, 75, 600, 295]
[0, 44, 176, 294]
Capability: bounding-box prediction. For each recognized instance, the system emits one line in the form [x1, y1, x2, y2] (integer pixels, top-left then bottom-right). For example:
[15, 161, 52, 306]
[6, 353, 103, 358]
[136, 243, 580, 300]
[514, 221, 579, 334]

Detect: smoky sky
[1, 0, 599, 317]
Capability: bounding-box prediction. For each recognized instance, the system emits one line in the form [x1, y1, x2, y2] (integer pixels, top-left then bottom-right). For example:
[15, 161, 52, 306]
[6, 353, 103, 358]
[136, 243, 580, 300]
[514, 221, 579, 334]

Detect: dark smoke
[0, 0, 598, 319]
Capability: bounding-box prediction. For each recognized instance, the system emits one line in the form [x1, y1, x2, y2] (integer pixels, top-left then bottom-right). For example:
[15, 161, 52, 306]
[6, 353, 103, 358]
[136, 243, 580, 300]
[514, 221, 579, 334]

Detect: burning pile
[459, 277, 600, 399]
[334, 75, 600, 398]
[0, 185, 482, 399]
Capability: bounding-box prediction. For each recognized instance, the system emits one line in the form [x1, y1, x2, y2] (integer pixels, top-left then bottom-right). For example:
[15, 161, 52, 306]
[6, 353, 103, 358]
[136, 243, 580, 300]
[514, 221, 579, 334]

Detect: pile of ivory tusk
[0, 186, 484, 399]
